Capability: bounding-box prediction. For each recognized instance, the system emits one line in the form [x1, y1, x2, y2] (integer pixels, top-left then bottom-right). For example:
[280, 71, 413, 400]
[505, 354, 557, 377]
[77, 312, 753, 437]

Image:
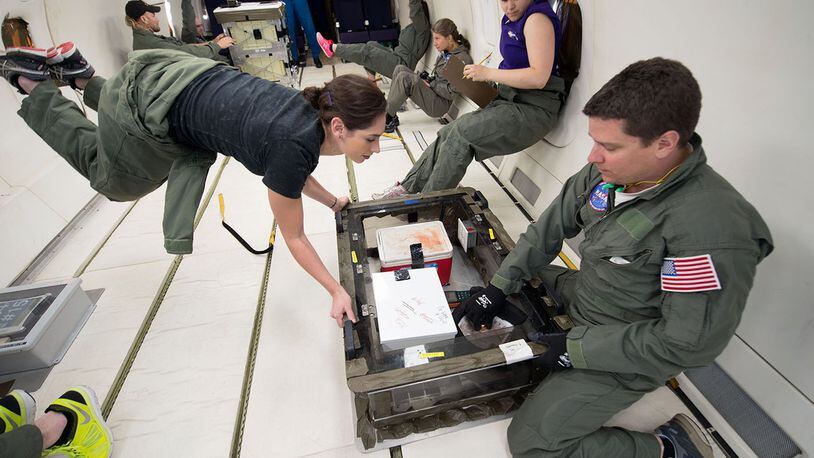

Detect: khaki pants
[387, 65, 451, 118]
[506, 266, 662, 457]
[401, 78, 565, 193]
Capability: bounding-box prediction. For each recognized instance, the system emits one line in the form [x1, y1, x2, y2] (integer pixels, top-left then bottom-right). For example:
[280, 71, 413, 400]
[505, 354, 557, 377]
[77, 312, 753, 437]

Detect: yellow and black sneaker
[42, 386, 113, 458]
[0, 389, 36, 434]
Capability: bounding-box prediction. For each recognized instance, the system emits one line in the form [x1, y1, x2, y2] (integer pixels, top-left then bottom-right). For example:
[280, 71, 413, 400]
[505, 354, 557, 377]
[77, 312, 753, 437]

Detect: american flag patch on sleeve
[661, 254, 722, 292]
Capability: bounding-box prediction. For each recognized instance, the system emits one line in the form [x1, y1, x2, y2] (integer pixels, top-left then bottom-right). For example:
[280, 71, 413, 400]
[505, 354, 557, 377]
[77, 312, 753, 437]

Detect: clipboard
[441, 55, 499, 109]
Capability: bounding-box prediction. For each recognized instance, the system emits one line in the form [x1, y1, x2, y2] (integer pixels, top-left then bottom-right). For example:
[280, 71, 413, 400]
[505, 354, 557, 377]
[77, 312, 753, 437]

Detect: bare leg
[17, 76, 41, 94]
[74, 77, 90, 90]
[34, 411, 68, 450]
[18, 75, 90, 94]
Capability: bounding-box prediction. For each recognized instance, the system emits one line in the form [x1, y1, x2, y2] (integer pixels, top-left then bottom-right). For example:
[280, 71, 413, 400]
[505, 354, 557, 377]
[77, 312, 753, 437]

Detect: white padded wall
[44, 0, 134, 76]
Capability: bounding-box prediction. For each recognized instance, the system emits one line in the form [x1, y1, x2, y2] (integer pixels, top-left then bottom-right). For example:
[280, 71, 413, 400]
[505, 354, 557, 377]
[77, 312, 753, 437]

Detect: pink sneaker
[44, 42, 94, 89]
[45, 41, 76, 64]
[316, 32, 334, 58]
[371, 182, 408, 200]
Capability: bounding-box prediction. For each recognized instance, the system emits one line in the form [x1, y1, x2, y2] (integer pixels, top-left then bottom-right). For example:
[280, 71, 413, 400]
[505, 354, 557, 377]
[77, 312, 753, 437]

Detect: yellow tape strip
[558, 252, 578, 270]
[351, 251, 358, 263]
[381, 132, 402, 141]
[218, 193, 226, 220]
[489, 228, 495, 240]
[419, 352, 445, 359]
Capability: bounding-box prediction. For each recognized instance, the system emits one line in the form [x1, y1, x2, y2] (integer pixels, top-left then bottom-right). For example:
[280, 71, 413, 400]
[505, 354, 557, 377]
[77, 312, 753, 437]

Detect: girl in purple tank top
[377, 0, 566, 197]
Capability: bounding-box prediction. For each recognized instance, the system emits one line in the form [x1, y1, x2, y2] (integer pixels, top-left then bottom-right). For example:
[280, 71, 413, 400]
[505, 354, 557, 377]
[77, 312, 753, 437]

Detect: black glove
[528, 331, 572, 369]
[461, 284, 506, 330]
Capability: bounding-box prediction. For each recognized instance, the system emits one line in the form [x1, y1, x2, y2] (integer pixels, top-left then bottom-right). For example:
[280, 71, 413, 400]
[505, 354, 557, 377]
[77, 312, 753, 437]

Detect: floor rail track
[101, 158, 231, 418]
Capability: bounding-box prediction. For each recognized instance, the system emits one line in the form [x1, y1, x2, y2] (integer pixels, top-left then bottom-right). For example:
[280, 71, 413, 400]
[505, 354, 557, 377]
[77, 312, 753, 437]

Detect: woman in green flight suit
[374, 0, 566, 199]
[2, 42, 387, 328]
[383, 18, 473, 133]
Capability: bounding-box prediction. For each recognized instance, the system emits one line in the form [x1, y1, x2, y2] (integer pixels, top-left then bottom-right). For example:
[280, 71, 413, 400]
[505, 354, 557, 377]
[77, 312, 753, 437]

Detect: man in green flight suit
[457, 57, 773, 457]
[125, 0, 233, 61]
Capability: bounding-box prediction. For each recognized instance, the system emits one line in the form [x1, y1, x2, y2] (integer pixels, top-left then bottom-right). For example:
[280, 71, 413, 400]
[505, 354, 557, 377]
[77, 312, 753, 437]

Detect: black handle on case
[343, 319, 356, 359]
[410, 243, 424, 269]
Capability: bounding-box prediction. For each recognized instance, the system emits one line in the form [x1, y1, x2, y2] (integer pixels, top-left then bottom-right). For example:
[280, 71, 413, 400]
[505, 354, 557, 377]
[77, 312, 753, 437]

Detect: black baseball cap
[125, 1, 161, 20]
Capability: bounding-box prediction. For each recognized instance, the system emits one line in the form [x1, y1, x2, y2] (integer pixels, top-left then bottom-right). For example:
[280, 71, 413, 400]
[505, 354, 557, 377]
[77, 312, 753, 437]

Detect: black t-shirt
[169, 66, 323, 198]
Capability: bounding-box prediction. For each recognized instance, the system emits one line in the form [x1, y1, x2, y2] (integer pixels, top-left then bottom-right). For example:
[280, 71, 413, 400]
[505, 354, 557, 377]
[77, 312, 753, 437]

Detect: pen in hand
[463, 51, 493, 79]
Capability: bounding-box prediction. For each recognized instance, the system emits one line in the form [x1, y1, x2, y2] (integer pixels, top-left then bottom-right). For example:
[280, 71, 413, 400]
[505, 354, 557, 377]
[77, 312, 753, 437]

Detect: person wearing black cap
[125, 0, 233, 61]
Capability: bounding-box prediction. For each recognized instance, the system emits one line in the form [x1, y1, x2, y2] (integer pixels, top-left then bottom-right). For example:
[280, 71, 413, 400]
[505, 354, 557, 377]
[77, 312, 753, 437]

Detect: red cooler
[376, 221, 454, 285]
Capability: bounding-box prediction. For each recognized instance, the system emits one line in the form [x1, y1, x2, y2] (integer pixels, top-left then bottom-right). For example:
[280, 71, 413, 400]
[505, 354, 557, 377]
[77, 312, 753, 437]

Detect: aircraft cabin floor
[16, 59, 729, 457]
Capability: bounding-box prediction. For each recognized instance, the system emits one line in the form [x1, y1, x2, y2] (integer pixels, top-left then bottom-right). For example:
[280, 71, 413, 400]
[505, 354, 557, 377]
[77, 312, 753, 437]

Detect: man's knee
[392, 64, 411, 77]
[441, 110, 485, 146]
[510, 389, 563, 441]
[393, 67, 417, 90]
[507, 411, 564, 457]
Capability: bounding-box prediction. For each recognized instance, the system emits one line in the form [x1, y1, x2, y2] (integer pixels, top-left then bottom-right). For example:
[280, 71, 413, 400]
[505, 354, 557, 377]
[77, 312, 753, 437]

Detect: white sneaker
[372, 182, 408, 200]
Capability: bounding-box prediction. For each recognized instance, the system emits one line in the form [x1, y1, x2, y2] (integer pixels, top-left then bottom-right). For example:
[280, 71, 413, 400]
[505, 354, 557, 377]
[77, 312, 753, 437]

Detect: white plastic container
[376, 221, 454, 285]
[372, 269, 457, 351]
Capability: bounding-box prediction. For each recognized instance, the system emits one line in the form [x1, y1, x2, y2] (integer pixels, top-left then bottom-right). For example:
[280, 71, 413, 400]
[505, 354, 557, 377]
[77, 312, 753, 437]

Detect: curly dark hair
[583, 57, 702, 146]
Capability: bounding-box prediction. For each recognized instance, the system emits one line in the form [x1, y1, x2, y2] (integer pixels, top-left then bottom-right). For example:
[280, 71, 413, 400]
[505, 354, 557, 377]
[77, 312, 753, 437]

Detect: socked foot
[17, 75, 42, 94]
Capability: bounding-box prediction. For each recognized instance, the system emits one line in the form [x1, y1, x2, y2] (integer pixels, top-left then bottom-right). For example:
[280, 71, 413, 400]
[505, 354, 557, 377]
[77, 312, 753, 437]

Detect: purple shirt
[499, 1, 561, 74]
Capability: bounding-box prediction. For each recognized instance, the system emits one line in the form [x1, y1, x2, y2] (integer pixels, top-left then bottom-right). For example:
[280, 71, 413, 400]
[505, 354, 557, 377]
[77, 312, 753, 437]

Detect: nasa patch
[589, 182, 609, 211]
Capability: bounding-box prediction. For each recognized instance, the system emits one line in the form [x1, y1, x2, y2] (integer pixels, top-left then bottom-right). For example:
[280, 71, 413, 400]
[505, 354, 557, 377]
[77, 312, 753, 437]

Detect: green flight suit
[0, 424, 40, 458]
[334, 0, 430, 77]
[401, 77, 564, 193]
[132, 27, 227, 62]
[488, 134, 773, 457]
[386, 46, 473, 117]
[18, 50, 224, 254]
[180, 0, 205, 44]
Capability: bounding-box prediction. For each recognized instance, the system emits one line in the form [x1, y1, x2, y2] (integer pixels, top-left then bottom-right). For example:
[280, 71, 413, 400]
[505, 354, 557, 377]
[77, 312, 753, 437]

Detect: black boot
[655, 414, 713, 458]
[385, 114, 400, 133]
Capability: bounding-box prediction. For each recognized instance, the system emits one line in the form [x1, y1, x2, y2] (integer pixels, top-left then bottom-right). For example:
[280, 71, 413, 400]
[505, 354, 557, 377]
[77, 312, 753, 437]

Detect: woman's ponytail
[454, 30, 471, 50]
[301, 86, 323, 110]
